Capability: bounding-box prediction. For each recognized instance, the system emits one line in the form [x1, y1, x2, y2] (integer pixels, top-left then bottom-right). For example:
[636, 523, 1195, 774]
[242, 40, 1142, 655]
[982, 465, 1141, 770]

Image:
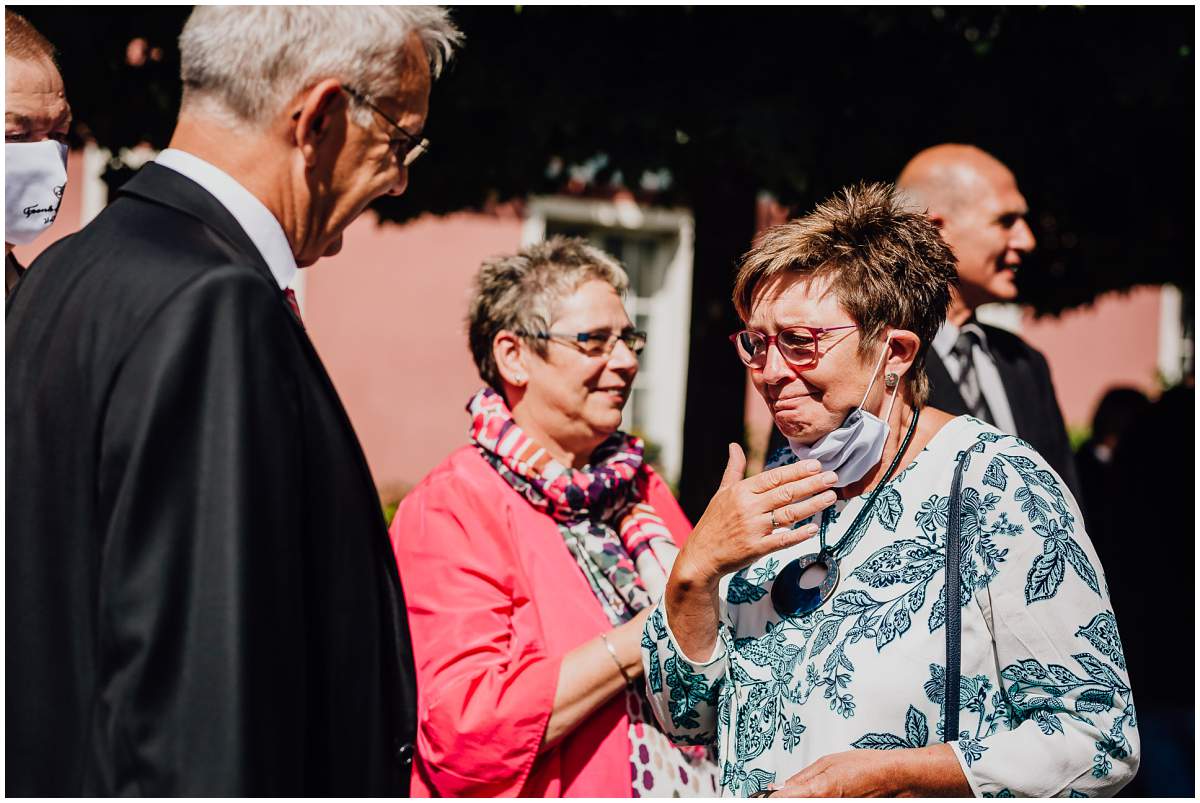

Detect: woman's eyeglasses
[729, 324, 857, 369]
[519, 329, 648, 357]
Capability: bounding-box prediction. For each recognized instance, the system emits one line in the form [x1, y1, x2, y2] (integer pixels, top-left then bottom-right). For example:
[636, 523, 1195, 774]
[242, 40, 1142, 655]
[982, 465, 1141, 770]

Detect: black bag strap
[943, 453, 967, 742]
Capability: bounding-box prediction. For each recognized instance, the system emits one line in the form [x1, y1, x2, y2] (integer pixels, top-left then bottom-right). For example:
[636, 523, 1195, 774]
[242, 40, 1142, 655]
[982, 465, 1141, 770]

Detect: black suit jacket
[925, 323, 1081, 498]
[6, 164, 416, 795]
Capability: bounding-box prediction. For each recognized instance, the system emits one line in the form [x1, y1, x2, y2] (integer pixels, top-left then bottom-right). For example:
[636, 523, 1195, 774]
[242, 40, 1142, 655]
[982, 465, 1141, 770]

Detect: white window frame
[522, 196, 694, 486]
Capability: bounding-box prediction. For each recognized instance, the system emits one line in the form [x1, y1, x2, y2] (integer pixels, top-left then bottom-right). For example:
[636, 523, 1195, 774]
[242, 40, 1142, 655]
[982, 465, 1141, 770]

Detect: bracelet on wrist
[600, 631, 635, 688]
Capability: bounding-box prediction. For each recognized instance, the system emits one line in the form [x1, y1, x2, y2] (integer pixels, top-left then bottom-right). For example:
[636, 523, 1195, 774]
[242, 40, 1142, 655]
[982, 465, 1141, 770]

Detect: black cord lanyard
[820, 405, 921, 559]
[770, 406, 921, 618]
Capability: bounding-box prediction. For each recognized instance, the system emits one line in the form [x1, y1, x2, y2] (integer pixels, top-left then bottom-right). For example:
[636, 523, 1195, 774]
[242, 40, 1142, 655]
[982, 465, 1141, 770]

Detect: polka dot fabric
[626, 687, 719, 797]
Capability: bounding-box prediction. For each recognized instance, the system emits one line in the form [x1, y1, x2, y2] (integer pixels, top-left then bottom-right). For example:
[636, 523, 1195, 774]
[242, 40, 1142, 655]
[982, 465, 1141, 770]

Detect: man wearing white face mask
[4, 10, 71, 297]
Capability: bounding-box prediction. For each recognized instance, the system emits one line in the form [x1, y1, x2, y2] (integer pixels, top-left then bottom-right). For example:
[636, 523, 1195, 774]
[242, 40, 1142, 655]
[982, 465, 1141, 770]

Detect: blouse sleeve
[639, 468, 731, 746]
[390, 475, 562, 797]
[948, 436, 1140, 797]
[641, 598, 732, 749]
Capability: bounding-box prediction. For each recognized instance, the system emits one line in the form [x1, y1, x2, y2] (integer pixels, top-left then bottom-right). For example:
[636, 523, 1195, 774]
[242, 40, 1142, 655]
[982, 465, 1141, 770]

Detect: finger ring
[769, 509, 779, 530]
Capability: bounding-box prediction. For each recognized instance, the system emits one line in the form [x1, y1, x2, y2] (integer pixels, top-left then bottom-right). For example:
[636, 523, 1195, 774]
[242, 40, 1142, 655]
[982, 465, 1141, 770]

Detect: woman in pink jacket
[390, 237, 719, 797]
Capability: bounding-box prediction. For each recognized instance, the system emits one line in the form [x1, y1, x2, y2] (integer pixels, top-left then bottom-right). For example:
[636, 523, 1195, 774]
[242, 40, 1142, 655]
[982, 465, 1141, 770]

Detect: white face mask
[786, 335, 899, 488]
[5, 140, 69, 246]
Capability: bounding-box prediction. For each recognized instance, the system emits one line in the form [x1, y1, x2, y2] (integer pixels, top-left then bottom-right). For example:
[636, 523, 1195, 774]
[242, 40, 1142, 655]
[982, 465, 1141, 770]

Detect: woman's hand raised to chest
[672, 444, 839, 591]
[664, 444, 838, 662]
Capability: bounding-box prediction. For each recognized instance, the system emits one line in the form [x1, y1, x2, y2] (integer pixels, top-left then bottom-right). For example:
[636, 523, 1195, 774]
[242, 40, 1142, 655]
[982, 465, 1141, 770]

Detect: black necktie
[951, 327, 994, 424]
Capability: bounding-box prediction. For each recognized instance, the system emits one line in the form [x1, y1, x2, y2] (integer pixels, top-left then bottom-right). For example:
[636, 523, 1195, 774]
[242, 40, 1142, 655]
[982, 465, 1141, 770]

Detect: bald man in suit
[896, 144, 1079, 496]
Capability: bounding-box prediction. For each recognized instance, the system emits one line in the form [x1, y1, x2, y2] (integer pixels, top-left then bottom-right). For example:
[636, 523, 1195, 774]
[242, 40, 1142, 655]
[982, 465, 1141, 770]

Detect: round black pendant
[771, 551, 840, 618]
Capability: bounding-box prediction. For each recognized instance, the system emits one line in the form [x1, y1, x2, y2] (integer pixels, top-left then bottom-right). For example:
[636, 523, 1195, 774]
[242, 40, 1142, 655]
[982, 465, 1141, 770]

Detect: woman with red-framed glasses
[640, 182, 1138, 798]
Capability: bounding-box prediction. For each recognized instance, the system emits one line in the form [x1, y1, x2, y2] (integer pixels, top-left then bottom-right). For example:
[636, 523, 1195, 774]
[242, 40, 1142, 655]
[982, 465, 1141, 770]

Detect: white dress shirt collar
[932, 318, 1018, 436]
[933, 318, 991, 361]
[932, 319, 960, 361]
[154, 148, 297, 291]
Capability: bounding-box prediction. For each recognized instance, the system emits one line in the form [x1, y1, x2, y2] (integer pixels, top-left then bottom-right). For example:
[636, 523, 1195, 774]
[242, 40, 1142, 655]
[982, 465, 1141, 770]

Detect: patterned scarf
[468, 387, 679, 623]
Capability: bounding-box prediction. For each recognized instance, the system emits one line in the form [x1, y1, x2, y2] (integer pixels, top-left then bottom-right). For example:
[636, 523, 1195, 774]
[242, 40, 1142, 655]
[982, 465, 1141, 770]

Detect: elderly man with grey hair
[7, 7, 460, 796]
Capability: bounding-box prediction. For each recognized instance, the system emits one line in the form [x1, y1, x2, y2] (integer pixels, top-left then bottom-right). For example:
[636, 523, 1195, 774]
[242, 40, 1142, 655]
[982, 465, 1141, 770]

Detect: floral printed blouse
[641, 417, 1139, 797]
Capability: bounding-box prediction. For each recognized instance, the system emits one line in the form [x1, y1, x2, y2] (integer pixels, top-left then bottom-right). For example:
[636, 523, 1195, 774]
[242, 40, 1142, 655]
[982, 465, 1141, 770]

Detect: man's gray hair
[179, 6, 462, 126]
[467, 237, 630, 394]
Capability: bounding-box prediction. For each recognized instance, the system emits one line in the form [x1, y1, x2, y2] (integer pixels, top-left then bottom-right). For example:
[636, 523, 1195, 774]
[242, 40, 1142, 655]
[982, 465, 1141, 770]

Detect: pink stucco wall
[303, 209, 522, 496]
[19, 156, 1171, 494]
[1021, 286, 1165, 427]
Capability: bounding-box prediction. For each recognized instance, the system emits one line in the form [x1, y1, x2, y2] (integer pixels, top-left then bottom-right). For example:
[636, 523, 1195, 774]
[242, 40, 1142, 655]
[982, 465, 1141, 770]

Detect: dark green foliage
[16, 6, 1191, 517]
[27, 5, 1185, 310]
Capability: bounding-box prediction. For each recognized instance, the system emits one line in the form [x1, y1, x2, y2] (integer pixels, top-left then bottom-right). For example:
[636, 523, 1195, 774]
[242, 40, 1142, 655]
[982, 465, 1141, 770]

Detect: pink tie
[283, 288, 303, 326]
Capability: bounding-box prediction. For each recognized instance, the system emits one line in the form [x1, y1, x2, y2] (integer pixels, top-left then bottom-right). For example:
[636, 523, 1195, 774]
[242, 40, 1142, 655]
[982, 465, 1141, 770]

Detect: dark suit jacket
[925, 323, 1081, 498]
[6, 164, 416, 795]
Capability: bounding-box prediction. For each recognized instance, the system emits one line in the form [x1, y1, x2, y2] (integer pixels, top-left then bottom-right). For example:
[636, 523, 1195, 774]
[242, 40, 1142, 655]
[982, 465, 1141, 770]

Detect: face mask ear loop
[858, 333, 894, 411]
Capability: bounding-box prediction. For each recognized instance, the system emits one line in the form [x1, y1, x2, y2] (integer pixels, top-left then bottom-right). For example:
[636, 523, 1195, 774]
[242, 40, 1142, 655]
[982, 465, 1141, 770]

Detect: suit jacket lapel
[925, 349, 969, 416]
[982, 329, 1034, 439]
[115, 163, 278, 291]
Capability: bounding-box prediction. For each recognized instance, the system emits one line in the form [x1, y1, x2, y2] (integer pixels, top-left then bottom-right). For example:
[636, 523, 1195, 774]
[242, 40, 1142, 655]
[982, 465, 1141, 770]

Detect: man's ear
[493, 330, 529, 388]
[292, 78, 347, 168]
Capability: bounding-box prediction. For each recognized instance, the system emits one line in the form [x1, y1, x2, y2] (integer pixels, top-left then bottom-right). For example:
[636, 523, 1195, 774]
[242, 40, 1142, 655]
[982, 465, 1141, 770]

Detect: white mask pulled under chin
[786, 336, 898, 488]
[5, 140, 69, 246]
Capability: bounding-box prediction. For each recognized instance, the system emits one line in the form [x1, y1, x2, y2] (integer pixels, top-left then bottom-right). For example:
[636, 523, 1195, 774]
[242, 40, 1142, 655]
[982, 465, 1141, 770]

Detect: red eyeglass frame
[728, 324, 859, 369]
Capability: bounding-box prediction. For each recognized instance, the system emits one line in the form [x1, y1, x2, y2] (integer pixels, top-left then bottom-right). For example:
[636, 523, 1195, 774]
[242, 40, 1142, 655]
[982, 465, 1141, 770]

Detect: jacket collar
[115, 162, 278, 290]
[153, 149, 297, 291]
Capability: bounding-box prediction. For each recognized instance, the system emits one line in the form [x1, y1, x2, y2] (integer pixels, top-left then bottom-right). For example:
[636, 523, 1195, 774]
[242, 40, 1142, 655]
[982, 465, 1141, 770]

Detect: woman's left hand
[768, 750, 900, 797]
[768, 745, 970, 797]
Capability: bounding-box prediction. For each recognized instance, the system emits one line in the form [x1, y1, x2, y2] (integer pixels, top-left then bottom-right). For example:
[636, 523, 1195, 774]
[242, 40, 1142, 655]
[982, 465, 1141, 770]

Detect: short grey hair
[178, 6, 462, 127]
[468, 236, 630, 394]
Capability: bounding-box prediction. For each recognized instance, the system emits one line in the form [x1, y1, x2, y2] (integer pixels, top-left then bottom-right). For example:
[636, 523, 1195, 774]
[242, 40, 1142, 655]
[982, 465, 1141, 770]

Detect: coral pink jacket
[390, 446, 692, 797]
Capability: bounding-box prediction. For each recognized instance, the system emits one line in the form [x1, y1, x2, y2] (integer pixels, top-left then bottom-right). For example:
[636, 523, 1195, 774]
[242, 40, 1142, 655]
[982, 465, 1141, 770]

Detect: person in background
[390, 237, 722, 796]
[1107, 380, 1194, 797]
[644, 183, 1137, 797]
[7, 7, 460, 795]
[5, 9, 71, 296]
[895, 143, 1081, 498]
[1074, 386, 1150, 560]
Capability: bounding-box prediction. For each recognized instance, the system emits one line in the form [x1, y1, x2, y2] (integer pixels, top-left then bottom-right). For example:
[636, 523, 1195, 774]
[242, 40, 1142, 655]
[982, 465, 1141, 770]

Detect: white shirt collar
[932, 319, 960, 360]
[933, 318, 990, 359]
[932, 317, 1017, 435]
[154, 148, 297, 291]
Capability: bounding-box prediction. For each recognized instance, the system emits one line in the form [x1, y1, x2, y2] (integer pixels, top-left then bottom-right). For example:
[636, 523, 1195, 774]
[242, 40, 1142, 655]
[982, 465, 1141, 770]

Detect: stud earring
[884, 372, 899, 389]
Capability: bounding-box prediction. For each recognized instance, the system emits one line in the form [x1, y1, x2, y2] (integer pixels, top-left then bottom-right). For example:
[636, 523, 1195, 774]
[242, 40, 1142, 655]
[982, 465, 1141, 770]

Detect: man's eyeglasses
[519, 329, 648, 357]
[729, 324, 857, 369]
[342, 85, 429, 167]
